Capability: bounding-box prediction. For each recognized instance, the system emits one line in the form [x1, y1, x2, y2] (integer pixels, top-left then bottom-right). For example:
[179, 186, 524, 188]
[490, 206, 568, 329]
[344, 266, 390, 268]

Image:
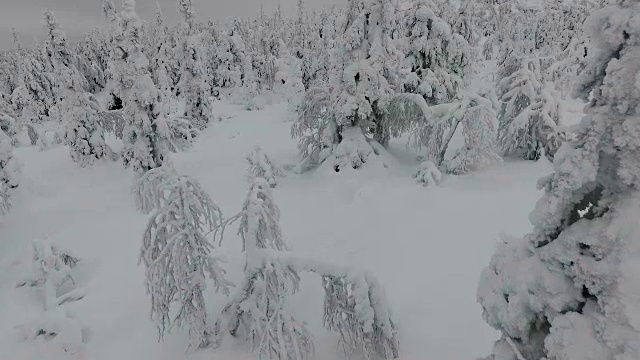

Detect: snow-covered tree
[215, 36, 243, 88]
[497, 59, 562, 161]
[214, 179, 399, 359]
[107, 0, 168, 174]
[0, 129, 20, 214]
[292, 0, 401, 172]
[246, 145, 285, 187]
[61, 87, 112, 166]
[477, 2, 640, 359]
[445, 90, 502, 174]
[150, 2, 177, 98]
[176, 0, 213, 131]
[239, 55, 261, 110]
[135, 166, 231, 350]
[399, 0, 471, 106]
[274, 39, 305, 112]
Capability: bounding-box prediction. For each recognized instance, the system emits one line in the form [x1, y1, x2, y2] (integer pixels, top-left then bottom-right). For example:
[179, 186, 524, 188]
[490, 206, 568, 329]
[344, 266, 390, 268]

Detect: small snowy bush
[134, 166, 231, 350]
[15, 239, 87, 357]
[413, 160, 442, 187]
[246, 145, 285, 187]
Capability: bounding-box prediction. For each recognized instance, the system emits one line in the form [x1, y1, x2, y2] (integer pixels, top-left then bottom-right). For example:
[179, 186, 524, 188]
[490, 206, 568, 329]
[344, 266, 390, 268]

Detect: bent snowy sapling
[214, 179, 399, 359]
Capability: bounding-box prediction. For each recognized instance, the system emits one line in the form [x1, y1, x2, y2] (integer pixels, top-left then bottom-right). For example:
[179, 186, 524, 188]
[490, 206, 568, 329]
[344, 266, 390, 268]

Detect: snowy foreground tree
[134, 166, 231, 350]
[214, 177, 399, 359]
[477, 2, 640, 359]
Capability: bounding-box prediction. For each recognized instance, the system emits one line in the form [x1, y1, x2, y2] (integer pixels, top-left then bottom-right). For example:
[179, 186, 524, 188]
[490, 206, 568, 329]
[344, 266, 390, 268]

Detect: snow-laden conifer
[477, 2, 640, 359]
[134, 166, 231, 350]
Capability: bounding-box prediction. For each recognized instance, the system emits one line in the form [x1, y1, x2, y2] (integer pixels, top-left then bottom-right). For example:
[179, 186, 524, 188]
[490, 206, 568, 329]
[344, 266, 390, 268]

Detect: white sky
[0, 0, 344, 50]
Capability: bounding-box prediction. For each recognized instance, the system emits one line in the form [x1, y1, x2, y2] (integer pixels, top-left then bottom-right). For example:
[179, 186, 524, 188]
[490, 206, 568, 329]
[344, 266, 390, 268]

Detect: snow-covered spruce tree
[214, 179, 399, 359]
[107, 0, 168, 174]
[134, 166, 231, 350]
[0, 129, 20, 214]
[445, 90, 502, 174]
[246, 145, 285, 188]
[398, 0, 471, 105]
[41, 9, 111, 166]
[215, 36, 243, 89]
[477, 1, 640, 359]
[292, 0, 401, 172]
[497, 59, 562, 161]
[176, 0, 213, 131]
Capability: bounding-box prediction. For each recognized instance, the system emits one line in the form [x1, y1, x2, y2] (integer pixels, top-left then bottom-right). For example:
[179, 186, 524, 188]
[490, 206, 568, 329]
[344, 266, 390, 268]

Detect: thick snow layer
[0, 101, 553, 360]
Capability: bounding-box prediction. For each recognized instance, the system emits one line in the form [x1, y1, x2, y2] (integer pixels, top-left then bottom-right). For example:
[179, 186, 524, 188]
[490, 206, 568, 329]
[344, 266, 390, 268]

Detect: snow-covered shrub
[446, 92, 502, 174]
[0, 129, 21, 214]
[214, 180, 399, 359]
[16, 239, 83, 310]
[413, 160, 441, 187]
[15, 239, 87, 357]
[134, 166, 231, 350]
[477, 1, 640, 359]
[246, 146, 285, 187]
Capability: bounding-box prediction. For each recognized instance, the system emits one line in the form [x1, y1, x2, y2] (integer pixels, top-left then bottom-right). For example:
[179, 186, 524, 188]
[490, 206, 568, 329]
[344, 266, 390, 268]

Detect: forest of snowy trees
[1, 0, 639, 359]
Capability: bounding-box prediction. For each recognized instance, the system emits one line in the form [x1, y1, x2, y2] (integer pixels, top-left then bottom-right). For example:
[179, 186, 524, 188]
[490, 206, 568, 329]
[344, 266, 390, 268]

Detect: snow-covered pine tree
[107, 0, 168, 174]
[445, 90, 502, 174]
[134, 166, 231, 350]
[176, 0, 213, 131]
[477, 1, 640, 359]
[214, 179, 399, 359]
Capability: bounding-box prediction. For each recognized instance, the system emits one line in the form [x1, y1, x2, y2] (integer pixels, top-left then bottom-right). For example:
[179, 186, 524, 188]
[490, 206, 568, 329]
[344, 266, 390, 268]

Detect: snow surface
[0, 100, 555, 360]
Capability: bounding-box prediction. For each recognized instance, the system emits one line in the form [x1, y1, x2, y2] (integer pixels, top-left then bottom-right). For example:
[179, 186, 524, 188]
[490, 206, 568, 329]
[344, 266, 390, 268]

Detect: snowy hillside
[0, 101, 552, 360]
